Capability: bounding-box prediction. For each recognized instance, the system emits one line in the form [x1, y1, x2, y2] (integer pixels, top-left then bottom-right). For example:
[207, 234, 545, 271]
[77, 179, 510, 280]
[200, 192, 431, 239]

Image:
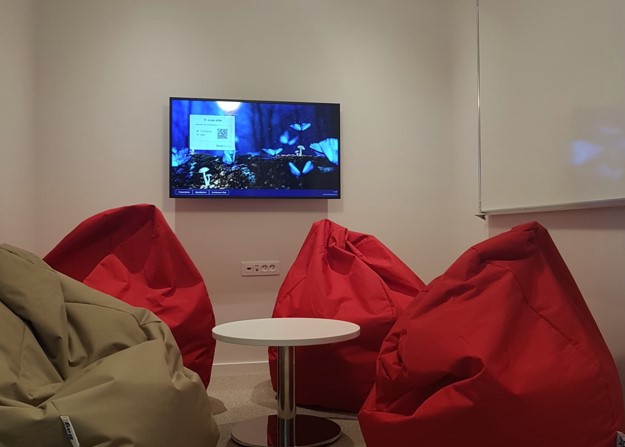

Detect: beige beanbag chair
[0, 244, 219, 447]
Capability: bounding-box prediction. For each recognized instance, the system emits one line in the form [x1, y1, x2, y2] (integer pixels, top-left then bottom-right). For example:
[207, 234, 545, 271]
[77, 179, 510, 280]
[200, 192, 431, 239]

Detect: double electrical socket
[241, 261, 280, 277]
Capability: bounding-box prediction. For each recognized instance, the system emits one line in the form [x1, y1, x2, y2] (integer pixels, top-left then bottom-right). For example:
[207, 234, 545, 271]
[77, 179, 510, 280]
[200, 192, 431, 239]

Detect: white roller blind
[478, 0, 625, 214]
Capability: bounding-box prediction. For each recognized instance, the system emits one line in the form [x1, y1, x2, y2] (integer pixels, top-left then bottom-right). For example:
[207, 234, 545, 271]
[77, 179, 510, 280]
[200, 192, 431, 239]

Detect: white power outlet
[241, 261, 280, 277]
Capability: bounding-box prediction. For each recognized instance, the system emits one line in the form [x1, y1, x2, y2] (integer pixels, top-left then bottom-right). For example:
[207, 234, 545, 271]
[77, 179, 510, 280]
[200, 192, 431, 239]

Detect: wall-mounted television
[169, 97, 341, 198]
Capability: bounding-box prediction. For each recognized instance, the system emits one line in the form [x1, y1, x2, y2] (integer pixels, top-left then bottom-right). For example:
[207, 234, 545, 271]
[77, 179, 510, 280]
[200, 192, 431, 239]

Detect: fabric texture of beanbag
[44, 203, 216, 387]
[358, 221, 625, 447]
[270, 219, 425, 412]
[0, 243, 219, 447]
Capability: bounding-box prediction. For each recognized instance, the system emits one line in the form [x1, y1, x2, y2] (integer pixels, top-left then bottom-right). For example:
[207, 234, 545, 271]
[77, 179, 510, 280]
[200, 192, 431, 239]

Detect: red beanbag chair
[358, 221, 625, 447]
[43, 204, 216, 387]
[269, 219, 425, 412]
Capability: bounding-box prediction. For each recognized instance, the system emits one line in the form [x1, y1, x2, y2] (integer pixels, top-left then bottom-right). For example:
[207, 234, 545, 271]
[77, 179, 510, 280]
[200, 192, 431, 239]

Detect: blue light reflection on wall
[571, 112, 625, 181]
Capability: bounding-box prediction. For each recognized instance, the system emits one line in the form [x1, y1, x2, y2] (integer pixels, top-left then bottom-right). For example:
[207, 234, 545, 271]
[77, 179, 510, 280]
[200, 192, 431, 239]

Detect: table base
[231, 414, 342, 447]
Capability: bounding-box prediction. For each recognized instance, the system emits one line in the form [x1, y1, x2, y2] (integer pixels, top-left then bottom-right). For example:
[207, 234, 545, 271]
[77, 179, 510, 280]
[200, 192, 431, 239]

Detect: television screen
[169, 97, 341, 198]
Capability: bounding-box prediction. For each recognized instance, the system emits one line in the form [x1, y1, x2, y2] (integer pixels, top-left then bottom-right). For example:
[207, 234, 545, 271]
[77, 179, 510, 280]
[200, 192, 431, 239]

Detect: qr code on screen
[217, 128, 228, 140]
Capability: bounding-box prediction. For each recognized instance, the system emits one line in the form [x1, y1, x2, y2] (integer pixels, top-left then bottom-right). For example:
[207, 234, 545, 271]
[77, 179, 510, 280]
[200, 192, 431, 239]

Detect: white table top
[212, 317, 360, 347]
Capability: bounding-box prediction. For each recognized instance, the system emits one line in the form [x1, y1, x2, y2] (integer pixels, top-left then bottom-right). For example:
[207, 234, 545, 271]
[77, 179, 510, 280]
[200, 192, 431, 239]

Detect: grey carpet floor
[207, 371, 366, 447]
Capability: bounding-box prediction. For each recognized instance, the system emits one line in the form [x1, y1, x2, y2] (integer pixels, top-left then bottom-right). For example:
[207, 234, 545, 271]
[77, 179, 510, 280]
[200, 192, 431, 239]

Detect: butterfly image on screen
[169, 97, 340, 199]
[222, 150, 236, 165]
[262, 148, 283, 156]
[289, 161, 314, 178]
[280, 131, 299, 146]
[290, 122, 311, 132]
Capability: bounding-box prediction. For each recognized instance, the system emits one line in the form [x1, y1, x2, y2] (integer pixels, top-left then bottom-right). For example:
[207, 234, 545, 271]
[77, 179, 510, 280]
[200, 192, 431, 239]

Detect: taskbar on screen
[171, 188, 339, 198]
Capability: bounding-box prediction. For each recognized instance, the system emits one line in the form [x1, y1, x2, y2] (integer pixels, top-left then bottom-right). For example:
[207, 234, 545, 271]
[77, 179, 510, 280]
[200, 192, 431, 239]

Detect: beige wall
[2, 0, 624, 393]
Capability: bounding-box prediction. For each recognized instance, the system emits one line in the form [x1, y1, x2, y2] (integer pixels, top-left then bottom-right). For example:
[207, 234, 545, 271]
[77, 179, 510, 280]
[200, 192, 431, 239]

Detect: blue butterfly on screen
[262, 148, 283, 156]
[280, 131, 299, 146]
[317, 166, 335, 173]
[309, 138, 339, 165]
[290, 122, 311, 132]
[222, 150, 236, 165]
[171, 147, 191, 167]
[289, 160, 314, 177]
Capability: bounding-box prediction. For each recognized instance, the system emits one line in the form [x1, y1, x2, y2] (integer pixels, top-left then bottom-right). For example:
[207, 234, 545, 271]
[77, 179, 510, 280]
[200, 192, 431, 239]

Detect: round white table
[212, 317, 360, 447]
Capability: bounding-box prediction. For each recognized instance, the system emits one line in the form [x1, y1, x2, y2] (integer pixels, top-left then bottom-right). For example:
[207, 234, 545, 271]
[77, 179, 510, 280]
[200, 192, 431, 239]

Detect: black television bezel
[168, 96, 341, 199]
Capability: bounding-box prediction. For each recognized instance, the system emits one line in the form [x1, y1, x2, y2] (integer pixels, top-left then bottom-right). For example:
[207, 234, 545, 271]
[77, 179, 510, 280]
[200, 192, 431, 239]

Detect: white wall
[2, 0, 624, 395]
[327, 0, 486, 278]
[23, 0, 485, 365]
[32, 0, 179, 241]
[1, 0, 37, 251]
